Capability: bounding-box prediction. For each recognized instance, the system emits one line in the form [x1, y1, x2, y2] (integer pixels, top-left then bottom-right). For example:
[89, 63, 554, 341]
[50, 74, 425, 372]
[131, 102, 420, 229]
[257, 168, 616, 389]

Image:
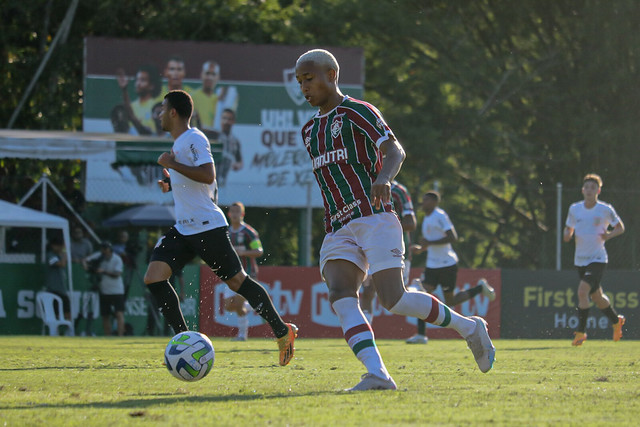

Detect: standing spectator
[563, 173, 626, 346]
[44, 237, 73, 334]
[84, 242, 126, 336]
[223, 201, 264, 341]
[70, 226, 94, 263]
[112, 230, 136, 295]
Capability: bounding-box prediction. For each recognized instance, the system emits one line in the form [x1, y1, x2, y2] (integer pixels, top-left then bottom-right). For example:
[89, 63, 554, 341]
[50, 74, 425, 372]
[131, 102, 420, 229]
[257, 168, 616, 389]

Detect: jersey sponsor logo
[330, 114, 344, 138]
[390, 248, 403, 258]
[330, 199, 362, 223]
[312, 147, 348, 169]
[190, 144, 200, 162]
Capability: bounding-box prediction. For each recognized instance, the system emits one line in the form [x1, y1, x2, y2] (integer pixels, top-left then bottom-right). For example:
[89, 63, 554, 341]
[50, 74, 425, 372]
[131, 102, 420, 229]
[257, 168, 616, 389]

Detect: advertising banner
[500, 269, 639, 339]
[83, 37, 364, 207]
[199, 266, 501, 339]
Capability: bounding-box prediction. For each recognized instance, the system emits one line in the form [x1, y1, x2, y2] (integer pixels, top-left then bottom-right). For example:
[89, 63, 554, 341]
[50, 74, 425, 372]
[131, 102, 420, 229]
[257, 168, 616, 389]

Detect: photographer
[83, 241, 126, 336]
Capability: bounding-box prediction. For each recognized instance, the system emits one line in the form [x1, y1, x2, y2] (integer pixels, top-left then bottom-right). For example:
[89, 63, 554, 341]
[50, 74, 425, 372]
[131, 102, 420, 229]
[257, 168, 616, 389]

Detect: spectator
[44, 236, 73, 334]
[70, 226, 94, 263]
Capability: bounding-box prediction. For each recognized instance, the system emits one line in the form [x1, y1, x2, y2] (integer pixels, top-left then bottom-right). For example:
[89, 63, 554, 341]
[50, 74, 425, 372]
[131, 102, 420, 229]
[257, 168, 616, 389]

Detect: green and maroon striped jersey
[302, 96, 396, 233]
[229, 222, 262, 277]
[391, 180, 415, 254]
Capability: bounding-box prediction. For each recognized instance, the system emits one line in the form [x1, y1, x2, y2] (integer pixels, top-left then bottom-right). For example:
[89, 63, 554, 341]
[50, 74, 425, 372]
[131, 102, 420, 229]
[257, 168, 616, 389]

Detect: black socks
[147, 280, 187, 334]
[236, 276, 289, 338]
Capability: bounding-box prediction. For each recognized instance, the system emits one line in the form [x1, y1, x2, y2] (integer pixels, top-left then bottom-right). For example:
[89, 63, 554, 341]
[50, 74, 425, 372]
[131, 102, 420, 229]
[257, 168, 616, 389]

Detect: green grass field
[0, 336, 638, 426]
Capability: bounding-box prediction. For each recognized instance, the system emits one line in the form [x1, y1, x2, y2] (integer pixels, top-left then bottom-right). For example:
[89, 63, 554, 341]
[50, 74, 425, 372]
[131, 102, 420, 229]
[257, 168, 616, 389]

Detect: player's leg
[587, 263, 624, 341]
[324, 258, 396, 391]
[200, 227, 295, 364]
[114, 295, 126, 336]
[359, 274, 376, 324]
[406, 275, 432, 344]
[224, 292, 249, 341]
[144, 227, 192, 334]
[573, 276, 591, 346]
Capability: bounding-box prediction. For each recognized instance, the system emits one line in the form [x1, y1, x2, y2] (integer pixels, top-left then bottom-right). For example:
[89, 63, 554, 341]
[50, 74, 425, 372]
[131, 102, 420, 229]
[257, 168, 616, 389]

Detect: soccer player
[223, 201, 263, 341]
[406, 190, 496, 344]
[143, 90, 297, 366]
[360, 180, 417, 324]
[563, 173, 625, 346]
[296, 49, 495, 391]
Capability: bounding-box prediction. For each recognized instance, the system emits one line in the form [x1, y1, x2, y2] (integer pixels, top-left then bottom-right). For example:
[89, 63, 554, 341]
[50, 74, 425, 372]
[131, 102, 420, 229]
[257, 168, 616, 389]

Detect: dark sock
[600, 305, 619, 324]
[577, 307, 589, 332]
[451, 287, 482, 305]
[147, 280, 187, 334]
[236, 276, 288, 338]
[468, 286, 483, 298]
[417, 319, 426, 335]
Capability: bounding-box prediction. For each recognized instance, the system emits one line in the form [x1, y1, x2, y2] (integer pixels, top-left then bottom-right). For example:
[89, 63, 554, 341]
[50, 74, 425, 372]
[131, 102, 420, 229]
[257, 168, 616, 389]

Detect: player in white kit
[143, 90, 297, 366]
[563, 173, 625, 346]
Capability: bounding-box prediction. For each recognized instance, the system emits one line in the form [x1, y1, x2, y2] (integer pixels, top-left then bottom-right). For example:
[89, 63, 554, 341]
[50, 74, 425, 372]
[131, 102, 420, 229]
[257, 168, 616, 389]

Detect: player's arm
[371, 136, 406, 209]
[602, 220, 625, 242]
[420, 228, 457, 247]
[563, 226, 574, 242]
[237, 237, 264, 258]
[401, 212, 417, 232]
[158, 151, 215, 184]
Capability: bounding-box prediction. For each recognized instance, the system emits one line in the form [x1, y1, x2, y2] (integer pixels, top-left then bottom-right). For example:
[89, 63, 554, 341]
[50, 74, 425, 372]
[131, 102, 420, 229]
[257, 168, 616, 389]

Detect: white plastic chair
[36, 292, 75, 336]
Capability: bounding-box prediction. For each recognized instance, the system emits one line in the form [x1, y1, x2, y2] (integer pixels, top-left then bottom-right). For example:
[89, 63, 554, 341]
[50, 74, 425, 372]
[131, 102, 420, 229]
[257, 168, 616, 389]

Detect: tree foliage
[2, 0, 638, 269]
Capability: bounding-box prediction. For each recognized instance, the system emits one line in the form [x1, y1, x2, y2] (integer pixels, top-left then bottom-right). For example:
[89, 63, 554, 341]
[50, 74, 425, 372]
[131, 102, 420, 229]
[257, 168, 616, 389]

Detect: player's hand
[116, 68, 128, 90]
[157, 168, 171, 193]
[370, 178, 391, 209]
[157, 150, 176, 168]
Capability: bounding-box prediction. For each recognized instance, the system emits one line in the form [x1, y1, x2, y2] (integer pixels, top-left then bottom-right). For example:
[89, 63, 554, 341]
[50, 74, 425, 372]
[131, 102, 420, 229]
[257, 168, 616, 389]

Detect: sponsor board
[199, 266, 501, 339]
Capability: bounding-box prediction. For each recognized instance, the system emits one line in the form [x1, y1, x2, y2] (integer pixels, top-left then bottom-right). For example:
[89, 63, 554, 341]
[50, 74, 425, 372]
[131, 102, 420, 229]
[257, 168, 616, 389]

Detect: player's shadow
[0, 390, 351, 411]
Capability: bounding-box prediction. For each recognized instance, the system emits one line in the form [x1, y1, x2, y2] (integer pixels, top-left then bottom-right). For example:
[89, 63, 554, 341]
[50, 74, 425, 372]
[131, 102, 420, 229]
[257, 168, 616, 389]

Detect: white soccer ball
[164, 331, 215, 382]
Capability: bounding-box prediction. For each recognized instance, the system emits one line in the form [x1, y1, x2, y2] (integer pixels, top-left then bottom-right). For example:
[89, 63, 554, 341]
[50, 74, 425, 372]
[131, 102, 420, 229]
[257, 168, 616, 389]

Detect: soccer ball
[164, 331, 215, 382]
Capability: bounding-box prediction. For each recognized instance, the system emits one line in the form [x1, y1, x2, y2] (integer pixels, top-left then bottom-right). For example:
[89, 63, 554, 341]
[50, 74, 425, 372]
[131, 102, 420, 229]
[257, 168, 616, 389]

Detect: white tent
[0, 200, 73, 292]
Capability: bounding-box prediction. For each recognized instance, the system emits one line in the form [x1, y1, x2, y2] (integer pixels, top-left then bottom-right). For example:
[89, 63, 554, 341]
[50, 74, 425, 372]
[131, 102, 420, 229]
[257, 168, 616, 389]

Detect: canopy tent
[102, 204, 176, 227]
[0, 200, 73, 292]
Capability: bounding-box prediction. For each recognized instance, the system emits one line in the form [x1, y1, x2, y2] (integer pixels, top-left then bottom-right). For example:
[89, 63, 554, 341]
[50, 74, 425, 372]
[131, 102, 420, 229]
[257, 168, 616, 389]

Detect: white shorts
[320, 212, 405, 278]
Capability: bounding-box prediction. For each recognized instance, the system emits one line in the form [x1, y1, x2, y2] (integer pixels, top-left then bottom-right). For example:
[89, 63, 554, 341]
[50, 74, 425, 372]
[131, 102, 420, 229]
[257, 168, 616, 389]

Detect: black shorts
[421, 265, 458, 293]
[577, 262, 606, 294]
[150, 226, 243, 281]
[100, 294, 125, 316]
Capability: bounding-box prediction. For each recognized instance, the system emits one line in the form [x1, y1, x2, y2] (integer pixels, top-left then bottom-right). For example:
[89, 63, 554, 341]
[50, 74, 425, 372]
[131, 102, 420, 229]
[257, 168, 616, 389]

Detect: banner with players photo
[83, 37, 364, 207]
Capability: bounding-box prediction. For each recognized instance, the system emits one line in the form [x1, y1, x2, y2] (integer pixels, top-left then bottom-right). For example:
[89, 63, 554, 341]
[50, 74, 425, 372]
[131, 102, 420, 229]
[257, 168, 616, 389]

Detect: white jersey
[566, 200, 620, 266]
[171, 128, 227, 235]
[99, 254, 125, 295]
[422, 207, 458, 268]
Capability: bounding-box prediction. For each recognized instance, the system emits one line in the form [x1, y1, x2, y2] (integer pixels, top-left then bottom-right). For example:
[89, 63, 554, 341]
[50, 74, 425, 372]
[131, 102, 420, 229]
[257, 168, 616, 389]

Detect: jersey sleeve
[347, 101, 394, 148]
[189, 132, 214, 167]
[565, 204, 576, 228]
[607, 204, 621, 227]
[439, 211, 454, 232]
[244, 225, 263, 250]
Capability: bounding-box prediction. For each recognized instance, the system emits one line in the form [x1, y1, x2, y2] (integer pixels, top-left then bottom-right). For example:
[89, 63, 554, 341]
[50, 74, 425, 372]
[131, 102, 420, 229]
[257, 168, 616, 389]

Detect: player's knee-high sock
[451, 286, 483, 306]
[577, 307, 589, 332]
[600, 305, 619, 324]
[390, 291, 476, 337]
[416, 318, 426, 335]
[236, 276, 288, 338]
[332, 297, 391, 381]
[147, 280, 187, 333]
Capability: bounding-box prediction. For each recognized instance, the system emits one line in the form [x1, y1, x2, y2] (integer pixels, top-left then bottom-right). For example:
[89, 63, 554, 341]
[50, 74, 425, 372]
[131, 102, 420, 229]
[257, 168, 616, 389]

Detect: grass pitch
[0, 336, 638, 426]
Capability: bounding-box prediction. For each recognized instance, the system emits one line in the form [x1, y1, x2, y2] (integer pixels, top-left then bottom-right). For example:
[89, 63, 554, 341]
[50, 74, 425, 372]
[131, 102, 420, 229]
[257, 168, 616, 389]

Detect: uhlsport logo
[283, 67, 306, 106]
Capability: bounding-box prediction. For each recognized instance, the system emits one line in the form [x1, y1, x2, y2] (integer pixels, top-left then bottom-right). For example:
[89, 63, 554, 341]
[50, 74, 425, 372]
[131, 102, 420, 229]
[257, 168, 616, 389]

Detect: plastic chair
[36, 292, 75, 336]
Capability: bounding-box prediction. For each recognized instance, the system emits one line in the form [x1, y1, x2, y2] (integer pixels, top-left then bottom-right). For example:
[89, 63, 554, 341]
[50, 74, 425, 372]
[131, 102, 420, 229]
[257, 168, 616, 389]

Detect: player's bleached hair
[296, 49, 340, 80]
[583, 173, 603, 188]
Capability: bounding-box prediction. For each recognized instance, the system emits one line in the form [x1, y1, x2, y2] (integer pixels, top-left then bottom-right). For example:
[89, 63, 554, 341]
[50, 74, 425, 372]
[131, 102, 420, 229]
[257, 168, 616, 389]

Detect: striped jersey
[391, 180, 414, 252]
[229, 222, 262, 277]
[302, 96, 395, 233]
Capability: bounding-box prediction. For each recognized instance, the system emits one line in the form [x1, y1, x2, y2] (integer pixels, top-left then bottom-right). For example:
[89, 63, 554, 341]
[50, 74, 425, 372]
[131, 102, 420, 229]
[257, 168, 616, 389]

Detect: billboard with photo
[83, 37, 364, 207]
